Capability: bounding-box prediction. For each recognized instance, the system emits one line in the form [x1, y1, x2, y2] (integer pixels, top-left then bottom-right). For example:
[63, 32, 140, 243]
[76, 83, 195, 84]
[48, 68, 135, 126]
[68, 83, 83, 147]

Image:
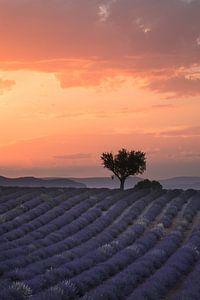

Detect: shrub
[134, 179, 162, 190]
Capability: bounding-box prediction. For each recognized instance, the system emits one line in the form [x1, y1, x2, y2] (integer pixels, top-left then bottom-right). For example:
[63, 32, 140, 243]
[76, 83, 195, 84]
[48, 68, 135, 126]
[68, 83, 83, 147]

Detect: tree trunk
[120, 178, 125, 190]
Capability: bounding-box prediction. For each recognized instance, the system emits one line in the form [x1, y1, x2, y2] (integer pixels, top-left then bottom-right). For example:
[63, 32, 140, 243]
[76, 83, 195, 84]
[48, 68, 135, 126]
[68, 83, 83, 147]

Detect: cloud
[0, 78, 15, 94]
[147, 75, 200, 97]
[157, 126, 200, 137]
[0, 0, 200, 94]
[113, 125, 200, 139]
[98, 4, 110, 22]
[54, 153, 92, 160]
[98, 0, 117, 22]
[151, 104, 177, 109]
[0, 131, 199, 179]
[179, 151, 200, 159]
[55, 104, 177, 119]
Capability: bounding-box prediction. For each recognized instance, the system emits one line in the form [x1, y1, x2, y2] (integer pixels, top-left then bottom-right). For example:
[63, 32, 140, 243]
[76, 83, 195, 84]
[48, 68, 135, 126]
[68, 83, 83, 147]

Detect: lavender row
[24, 223, 163, 294]
[8, 190, 163, 287]
[128, 223, 200, 299]
[0, 187, 19, 202]
[0, 191, 41, 225]
[4, 191, 152, 283]
[1, 189, 150, 279]
[0, 188, 34, 213]
[1, 189, 196, 300]
[0, 187, 63, 215]
[170, 228, 200, 300]
[0, 189, 80, 236]
[69, 193, 198, 299]
[0, 189, 101, 247]
[25, 190, 178, 295]
[0, 190, 110, 258]
[159, 190, 195, 227]
[0, 189, 139, 274]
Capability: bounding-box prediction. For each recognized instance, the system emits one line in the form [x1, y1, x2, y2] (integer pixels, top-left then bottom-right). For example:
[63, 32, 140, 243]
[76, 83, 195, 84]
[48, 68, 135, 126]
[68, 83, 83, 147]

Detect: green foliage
[134, 179, 163, 190]
[101, 148, 146, 190]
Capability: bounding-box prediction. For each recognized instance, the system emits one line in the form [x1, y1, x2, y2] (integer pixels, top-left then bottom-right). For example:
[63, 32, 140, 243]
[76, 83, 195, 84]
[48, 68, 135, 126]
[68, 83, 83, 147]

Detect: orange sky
[0, 0, 200, 178]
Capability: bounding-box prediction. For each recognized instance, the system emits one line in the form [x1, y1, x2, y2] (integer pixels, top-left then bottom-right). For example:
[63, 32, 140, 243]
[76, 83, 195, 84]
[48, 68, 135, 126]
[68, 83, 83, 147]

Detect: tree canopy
[101, 148, 146, 190]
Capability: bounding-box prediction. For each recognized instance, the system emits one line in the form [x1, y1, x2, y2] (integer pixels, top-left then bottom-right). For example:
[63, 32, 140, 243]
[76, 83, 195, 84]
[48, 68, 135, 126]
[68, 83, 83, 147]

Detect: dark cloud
[147, 76, 200, 97]
[0, 0, 200, 95]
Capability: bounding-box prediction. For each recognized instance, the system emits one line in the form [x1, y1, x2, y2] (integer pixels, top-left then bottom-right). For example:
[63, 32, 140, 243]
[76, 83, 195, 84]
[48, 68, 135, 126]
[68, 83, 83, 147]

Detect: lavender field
[0, 187, 200, 300]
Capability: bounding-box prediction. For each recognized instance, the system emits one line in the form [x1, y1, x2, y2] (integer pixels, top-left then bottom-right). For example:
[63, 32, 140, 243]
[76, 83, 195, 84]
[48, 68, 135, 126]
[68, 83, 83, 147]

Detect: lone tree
[101, 148, 146, 190]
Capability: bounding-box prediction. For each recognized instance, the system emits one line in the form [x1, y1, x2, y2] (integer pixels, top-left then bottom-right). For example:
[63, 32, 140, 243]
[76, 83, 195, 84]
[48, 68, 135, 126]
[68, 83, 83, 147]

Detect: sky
[0, 0, 200, 179]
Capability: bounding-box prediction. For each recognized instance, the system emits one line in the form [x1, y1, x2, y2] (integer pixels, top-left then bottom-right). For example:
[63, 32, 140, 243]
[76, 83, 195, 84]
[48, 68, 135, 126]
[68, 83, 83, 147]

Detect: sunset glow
[0, 0, 200, 178]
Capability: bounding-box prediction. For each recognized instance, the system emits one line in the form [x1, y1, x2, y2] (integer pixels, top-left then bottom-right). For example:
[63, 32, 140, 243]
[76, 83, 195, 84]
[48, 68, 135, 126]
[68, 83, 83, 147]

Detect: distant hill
[160, 176, 200, 190]
[0, 176, 85, 188]
[0, 175, 199, 189]
[72, 176, 200, 190]
[70, 176, 142, 189]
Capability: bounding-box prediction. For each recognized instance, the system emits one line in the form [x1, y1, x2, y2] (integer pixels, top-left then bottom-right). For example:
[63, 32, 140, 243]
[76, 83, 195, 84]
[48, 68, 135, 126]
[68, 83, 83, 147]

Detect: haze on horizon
[0, 0, 199, 179]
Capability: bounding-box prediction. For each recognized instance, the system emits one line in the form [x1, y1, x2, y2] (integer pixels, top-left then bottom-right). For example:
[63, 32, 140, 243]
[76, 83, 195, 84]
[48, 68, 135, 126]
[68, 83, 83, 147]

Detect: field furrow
[0, 187, 199, 300]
